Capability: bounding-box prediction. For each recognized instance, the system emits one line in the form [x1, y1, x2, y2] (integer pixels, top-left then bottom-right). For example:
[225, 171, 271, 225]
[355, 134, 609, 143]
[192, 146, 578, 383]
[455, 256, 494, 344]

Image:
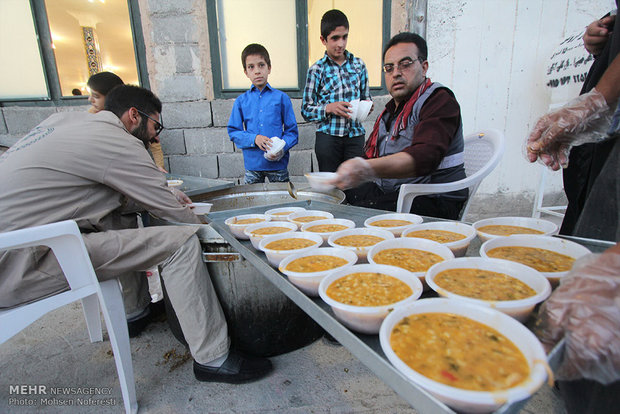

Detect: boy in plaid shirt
[301, 9, 371, 172]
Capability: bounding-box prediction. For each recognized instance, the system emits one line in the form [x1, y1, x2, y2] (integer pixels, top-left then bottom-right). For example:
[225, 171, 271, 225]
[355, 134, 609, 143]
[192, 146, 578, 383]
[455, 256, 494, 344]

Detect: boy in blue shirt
[228, 44, 298, 184]
[302, 9, 371, 172]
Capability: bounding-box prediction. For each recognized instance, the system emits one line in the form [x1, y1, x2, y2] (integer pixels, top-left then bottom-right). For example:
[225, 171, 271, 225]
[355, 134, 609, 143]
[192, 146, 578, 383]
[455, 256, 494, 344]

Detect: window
[207, 0, 390, 98]
[0, 0, 148, 104]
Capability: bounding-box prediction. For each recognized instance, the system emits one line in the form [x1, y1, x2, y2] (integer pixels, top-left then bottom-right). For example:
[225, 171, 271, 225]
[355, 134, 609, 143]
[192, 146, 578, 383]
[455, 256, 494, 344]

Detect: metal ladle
[287, 181, 298, 199]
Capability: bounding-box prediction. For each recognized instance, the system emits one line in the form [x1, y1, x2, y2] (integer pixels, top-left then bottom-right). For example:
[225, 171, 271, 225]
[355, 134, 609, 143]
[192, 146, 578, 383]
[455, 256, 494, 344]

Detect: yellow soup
[326, 272, 413, 306]
[487, 246, 575, 272]
[272, 211, 293, 215]
[293, 216, 329, 223]
[334, 235, 385, 247]
[390, 313, 530, 391]
[405, 229, 466, 243]
[234, 218, 265, 225]
[435, 268, 537, 300]
[265, 238, 317, 251]
[250, 227, 292, 236]
[285, 255, 348, 273]
[370, 219, 413, 227]
[305, 224, 349, 233]
[373, 248, 444, 272]
[478, 225, 544, 236]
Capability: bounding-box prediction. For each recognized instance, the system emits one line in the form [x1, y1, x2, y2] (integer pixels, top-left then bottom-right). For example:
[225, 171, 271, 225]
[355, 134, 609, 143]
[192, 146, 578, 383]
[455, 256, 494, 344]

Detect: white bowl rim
[425, 257, 552, 308]
[224, 213, 271, 226]
[318, 263, 424, 314]
[300, 218, 356, 234]
[243, 221, 298, 237]
[367, 237, 455, 274]
[327, 227, 395, 248]
[264, 206, 307, 216]
[278, 247, 358, 278]
[258, 231, 323, 252]
[401, 222, 476, 246]
[473, 216, 558, 236]
[364, 213, 424, 229]
[305, 172, 338, 179]
[379, 298, 548, 404]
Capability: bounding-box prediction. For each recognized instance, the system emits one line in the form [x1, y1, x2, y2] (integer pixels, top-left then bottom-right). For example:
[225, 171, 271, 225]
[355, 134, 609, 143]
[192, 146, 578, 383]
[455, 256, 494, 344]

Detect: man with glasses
[331, 32, 468, 220]
[0, 85, 273, 383]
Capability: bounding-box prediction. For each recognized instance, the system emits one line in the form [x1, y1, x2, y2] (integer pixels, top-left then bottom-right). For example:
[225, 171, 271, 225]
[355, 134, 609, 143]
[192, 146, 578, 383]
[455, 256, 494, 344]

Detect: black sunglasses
[136, 109, 164, 136]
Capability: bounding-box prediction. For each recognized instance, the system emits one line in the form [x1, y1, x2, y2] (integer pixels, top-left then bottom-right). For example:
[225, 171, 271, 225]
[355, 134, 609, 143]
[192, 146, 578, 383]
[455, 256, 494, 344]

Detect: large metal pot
[153, 184, 345, 356]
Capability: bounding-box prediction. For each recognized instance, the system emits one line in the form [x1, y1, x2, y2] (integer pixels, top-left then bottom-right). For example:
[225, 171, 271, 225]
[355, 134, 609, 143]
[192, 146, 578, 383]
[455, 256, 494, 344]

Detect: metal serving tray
[206, 199, 612, 414]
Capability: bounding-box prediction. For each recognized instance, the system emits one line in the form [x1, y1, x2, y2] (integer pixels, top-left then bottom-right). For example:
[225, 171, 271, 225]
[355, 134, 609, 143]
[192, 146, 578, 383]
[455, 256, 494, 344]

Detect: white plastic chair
[396, 128, 505, 220]
[0, 220, 138, 414]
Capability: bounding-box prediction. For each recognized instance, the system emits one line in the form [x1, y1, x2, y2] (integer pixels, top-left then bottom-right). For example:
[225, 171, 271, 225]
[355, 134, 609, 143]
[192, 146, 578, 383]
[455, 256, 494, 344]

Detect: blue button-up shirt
[228, 83, 298, 171]
[301, 50, 371, 138]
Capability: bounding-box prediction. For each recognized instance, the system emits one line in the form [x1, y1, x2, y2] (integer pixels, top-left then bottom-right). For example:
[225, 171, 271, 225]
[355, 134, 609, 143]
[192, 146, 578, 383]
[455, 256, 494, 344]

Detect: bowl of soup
[319, 264, 423, 334]
[479, 235, 591, 284]
[379, 298, 548, 413]
[473, 217, 558, 242]
[189, 202, 213, 215]
[327, 227, 395, 262]
[279, 247, 358, 296]
[288, 210, 334, 230]
[425, 257, 551, 321]
[364, 213, 424, 236]
[402, 221, 476, 257]
[243, 221, 298, 249]
[224, 214, 271, 239]
[368, 238, 454, 286]
[258, 232, 324, 267]
[305, 172, 338, 191]
[265, 206, 307, 222]
[301, 218, 356, 244]
[166, 179, 183, 188]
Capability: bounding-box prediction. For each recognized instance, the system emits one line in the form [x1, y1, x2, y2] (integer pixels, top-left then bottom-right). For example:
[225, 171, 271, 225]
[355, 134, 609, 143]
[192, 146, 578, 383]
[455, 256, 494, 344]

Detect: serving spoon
[287, 181, 298, 199]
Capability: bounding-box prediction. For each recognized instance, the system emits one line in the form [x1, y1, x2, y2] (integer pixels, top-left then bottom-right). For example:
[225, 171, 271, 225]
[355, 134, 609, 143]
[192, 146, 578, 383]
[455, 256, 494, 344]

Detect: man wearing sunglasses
[331, 32, 467, 220]
[0, 85, 272, 384]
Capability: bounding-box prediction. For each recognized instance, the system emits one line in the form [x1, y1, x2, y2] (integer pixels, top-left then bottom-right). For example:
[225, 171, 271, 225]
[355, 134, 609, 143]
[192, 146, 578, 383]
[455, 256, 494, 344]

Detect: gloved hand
[525, 88, 610, 170]
[264, 149, 284, 162]
[330, 157, 376, 190]
[538, 247, 620, 384]
[170, 187, 192, 206]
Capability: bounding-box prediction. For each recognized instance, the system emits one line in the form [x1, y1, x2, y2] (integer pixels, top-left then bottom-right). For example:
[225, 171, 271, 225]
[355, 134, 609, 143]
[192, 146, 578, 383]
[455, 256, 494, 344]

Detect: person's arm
[227, 97, 260, 149]
[280, 94, 298, 152]
[595, 53, 620, 105]
[359, 60, 371, 101]
[301, 66, 327, 122]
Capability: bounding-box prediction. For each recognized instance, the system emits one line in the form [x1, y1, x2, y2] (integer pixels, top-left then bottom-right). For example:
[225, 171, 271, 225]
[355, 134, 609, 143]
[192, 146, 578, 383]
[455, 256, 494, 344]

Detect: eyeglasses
[136, 109, 164, 136]
[382, 57, 423, 74]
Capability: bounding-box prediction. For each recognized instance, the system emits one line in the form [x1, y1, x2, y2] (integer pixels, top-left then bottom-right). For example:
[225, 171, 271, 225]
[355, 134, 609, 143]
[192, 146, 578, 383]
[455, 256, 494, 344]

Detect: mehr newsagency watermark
[7, 384, 118, 407]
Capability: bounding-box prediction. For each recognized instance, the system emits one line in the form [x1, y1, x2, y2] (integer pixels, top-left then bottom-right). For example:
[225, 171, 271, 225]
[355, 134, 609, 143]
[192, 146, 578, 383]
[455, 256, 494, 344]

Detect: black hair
[383, 32, 428, 62]
[241, 43, 271, 69]
[320, 9, 349, 39]
[87, 71, 124, 96]
[104, 85, 162, 118]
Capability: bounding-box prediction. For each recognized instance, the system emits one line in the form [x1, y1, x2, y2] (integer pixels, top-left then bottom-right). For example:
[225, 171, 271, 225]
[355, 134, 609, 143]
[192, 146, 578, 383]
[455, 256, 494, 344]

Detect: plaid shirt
[302, 50, 371, 137]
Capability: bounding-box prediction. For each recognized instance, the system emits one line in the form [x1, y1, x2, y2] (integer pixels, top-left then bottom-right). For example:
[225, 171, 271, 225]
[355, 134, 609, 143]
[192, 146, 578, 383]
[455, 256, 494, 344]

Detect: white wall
[425, 0, 615, 197]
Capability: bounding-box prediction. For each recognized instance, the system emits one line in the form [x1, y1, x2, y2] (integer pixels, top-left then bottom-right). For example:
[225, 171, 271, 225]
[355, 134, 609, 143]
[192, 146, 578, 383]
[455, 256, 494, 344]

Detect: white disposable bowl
[264, 206, 307, 222]
[279, 247, 358, 296]
[224, 214, 271, 240]
[327, 227, 395, 262]
[379, 298, 548, 413]
[364, 213, 424, 236]
[288, 210, 334, 229]
[300, 218, 356, 244]
[258, 232, 324, 267]
[425, 257, 551, 322]
[319, 264, 423, 334]
[356, 100, 373, 122]
[243, 221, 298, 250]
[305, 172, 338, 191]
[480, 235, 591, 284]
[368, 237, 454, 285]
[166, 179, 183, 188]
[473, 217, 558, 242]
[402, 221, 476, 257]
[190, 202, 213, 215]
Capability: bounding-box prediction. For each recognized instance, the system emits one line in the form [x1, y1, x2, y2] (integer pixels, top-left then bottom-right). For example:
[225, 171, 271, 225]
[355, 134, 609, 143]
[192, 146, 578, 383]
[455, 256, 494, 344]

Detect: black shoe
[324, 332, 341, 346]
[193, 350, 273, 384]
[127, 301, 166, 338]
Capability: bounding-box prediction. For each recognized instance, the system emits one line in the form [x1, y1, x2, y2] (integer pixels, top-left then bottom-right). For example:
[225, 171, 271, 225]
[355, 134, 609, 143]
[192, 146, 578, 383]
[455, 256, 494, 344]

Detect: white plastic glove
[331, 157, 376, 190]
[525, 88, 610, 170]
[170, 187, 192, 206]
[265, 149, 284, 162]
